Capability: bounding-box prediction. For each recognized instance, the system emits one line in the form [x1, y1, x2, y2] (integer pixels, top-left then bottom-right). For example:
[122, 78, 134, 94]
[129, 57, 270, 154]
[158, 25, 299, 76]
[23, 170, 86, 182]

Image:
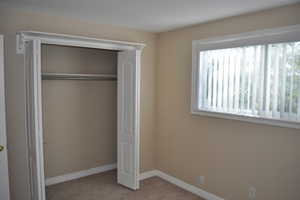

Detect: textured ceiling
[1, 0, 299, 32]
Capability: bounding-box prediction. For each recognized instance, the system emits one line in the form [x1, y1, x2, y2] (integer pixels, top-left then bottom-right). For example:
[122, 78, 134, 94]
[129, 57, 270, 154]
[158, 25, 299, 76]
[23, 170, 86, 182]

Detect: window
[191, 25, 300, 128]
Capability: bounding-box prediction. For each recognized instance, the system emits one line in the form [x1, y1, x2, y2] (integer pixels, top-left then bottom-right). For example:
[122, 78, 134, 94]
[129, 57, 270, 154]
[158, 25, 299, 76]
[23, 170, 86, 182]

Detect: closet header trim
[16, 31, 146, 54]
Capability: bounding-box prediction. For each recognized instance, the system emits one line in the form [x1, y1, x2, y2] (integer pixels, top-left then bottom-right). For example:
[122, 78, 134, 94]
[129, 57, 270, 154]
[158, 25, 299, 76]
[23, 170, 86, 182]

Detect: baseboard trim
[139, 170, 158, 180]
[139, 170, 224, 200]
[45, 163, 117, 186]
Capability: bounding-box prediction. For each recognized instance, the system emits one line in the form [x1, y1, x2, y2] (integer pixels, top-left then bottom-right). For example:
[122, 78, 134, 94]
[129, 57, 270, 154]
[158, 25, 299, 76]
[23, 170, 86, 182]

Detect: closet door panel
[117, 50, 140, 190]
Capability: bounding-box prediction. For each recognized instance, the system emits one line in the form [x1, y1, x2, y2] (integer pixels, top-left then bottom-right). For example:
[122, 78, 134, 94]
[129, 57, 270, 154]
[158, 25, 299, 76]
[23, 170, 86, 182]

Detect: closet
[19, 31, 142, 200]
[41, 44, 118, 199]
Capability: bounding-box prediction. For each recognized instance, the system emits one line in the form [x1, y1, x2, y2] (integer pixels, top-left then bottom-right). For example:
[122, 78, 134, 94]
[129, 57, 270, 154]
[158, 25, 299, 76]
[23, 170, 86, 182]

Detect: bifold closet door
[25, 40, 46, 200]
[117, 50, 140, 190]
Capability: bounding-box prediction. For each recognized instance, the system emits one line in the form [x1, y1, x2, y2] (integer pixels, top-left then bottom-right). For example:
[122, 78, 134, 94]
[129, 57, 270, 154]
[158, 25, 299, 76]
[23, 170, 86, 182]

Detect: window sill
[191, 109, 300, 129]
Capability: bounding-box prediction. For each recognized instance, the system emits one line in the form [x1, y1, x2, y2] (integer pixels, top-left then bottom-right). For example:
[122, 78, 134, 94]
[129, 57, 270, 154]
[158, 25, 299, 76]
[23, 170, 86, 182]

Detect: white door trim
[0, 35, 10, 200]
[17, 31, 144, 200]
[17, 31, 145, 54]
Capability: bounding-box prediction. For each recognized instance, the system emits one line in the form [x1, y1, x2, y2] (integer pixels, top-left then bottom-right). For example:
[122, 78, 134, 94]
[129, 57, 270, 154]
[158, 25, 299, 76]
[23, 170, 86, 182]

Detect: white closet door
[117, 50, 140, 190]
[25, 40, 46, 200]
[0, 35, 10, 200]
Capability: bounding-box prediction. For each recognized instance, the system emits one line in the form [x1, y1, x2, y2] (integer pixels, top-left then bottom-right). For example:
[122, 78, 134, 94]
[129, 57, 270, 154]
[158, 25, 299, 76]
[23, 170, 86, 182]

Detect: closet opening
[41, 45, 118, 200]
[18, 31, 144, 200]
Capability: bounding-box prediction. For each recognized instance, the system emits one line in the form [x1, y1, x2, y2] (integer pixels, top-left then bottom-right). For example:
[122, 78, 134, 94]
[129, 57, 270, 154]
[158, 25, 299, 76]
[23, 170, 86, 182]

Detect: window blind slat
[202, 53, 210, 108]
[212, 52, 218, 108]
[207, 56, 213, 108]
[289, 44, 295, 116]
[223, 50, 229, 111]
[246, 48, 252, 111]
[280, 44, 287, 117]
[297, 44, 300, 119]
[240, 48, 246, 111]
[265, 46, 272, 116]
[234, 49, 241, 112]
[199, 52, 204, 108]
[228, 50, 235, 112]
[259, 46, 266, 115]
[272, 45, 280, 117]
[251, 46, 259, 115]
[217, 52, 224, 109]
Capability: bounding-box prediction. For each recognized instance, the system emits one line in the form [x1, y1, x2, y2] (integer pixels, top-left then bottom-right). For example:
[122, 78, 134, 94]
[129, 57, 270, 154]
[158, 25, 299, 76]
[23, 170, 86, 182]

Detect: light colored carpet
[46, 170, 204, 200]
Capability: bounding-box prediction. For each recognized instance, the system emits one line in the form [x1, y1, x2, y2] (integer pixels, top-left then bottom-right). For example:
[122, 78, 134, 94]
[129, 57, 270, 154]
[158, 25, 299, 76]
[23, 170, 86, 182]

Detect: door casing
[0, 35, 10, 200]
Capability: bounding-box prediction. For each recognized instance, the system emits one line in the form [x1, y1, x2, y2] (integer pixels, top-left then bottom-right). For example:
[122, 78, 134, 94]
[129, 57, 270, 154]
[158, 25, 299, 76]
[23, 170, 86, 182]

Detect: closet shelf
[42, 73, 117, 81]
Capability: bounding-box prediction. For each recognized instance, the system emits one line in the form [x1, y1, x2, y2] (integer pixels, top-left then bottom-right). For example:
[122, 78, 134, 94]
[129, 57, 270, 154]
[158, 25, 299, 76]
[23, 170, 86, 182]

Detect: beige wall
[0, 8, 157, 200]
[156, 4, 300, 200]
[2, 3, 300, 200]
[42, 45, 117, 178]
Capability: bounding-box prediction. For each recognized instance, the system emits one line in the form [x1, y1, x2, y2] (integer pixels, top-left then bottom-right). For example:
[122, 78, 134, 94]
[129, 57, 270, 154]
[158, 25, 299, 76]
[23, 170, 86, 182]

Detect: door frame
[0, 35, 10, 200]
[16, 31, 145, 200]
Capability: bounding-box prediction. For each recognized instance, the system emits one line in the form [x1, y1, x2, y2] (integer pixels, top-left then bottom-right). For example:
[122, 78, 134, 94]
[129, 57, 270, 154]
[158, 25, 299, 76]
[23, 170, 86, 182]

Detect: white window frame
[191, 24, 300, 129]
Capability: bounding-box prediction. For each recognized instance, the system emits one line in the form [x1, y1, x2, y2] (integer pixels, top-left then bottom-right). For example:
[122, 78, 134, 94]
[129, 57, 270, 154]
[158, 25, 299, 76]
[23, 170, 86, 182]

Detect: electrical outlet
[249, 186, 256, 200]
[196, 176, 205, 185]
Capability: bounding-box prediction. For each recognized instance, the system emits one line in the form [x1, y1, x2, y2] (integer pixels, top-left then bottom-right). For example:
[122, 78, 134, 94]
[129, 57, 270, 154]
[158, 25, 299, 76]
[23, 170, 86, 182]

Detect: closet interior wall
[41, 44, 118, 179]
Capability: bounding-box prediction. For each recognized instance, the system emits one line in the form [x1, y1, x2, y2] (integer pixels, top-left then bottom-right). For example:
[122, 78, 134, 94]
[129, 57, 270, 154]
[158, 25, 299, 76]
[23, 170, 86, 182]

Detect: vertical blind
[198, 41, 300, 122]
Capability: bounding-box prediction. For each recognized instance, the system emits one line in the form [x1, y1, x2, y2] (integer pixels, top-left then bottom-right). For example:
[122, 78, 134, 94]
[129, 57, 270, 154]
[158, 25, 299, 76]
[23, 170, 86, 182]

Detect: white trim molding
[139, 170, 158, 180]
[17, 31, 145, 54]
[0, 35, 10, 200]
[139, 170, 224, 200]
[192, 24, 300, 50]
[45, 163, 117, 186]
[191, 24, 300, 129]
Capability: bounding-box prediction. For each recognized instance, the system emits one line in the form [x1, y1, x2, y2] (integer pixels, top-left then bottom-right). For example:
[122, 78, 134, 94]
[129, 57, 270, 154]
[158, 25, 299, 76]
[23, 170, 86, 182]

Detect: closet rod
[42, 73, 117, 81]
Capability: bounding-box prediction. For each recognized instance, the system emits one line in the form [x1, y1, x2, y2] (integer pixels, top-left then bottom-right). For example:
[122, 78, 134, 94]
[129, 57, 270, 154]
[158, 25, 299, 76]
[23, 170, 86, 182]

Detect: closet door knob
[0, 145, 4, 152]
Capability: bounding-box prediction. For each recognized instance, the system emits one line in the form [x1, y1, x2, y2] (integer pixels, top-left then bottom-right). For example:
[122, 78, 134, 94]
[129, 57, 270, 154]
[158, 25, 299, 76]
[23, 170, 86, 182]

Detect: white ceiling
[1, 0, 299, 32]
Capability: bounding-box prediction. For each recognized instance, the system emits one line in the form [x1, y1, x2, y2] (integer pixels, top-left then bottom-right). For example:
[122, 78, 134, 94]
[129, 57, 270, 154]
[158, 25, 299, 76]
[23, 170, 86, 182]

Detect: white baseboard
[139, 170, 158, 180]
[139, 170, 224, 200]
[45, 163, 117, 186]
